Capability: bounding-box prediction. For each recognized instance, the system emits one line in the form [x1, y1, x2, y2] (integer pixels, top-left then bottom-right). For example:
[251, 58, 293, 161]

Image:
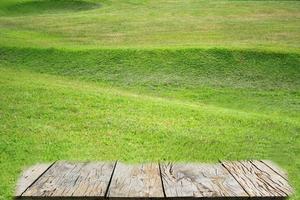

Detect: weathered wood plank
[261, 160, 288, 180]
[16, 160, 292, 199]
[15, 163, 53, 197]
[22, 161, 115, 198]
[161, 163, 248, 198]
[222, 161, 290, 197]
[251, 160, 293, 196]
[107, 162, 164, 199]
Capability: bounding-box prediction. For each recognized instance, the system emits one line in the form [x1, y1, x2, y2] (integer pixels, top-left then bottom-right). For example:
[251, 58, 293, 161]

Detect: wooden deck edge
[15, 196, 289, 200]
[15, 161, 293, 199]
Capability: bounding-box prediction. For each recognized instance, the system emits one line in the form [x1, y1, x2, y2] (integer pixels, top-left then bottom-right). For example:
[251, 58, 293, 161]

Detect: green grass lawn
[0, 0, 299, 200]
[0, 0, 300, 51]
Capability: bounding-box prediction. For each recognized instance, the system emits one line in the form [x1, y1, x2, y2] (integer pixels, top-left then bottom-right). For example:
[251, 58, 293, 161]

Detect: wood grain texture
[251, 160, 293, 196]
[261, 160, 288, 180]
[107, 162, 164, 199]
[22, 161, 115, 198]
[161, 163, 248, 198]
[15, 163, 53, 196]
[222, 161, 291, 197]
[16, 160, 292, 199]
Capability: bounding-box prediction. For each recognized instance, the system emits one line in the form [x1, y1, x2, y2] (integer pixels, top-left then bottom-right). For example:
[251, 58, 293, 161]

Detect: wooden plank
[22, 161, 115, 198]
[15, 163, 53, 196]
[261, 160, 288, 180]
[16, 160, 293, 199]
[107, 162, 164, 199]
[251, 160, 293, 196]
[222, 161, 291, 197]
[161, 163, 248, 198]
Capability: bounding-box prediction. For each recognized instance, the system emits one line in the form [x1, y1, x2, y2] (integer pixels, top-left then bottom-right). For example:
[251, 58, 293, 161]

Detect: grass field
[0, 0, 300, 51]
[0, 0, 299, 200]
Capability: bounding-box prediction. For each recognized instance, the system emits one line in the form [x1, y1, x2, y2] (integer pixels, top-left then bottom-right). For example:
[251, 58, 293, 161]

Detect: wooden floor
[15, 160, 293, 199]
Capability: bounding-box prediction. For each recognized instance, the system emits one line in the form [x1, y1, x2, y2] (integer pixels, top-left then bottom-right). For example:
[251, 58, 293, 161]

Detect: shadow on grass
[5, 0, 100, 15]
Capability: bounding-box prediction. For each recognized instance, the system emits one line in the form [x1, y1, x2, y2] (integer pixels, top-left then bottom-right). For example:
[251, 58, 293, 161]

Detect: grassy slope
[0, 0, 299, 199]
[1, 47, 299, 119]
[0, 0, 299, 51]
[0, 47, 300, 199]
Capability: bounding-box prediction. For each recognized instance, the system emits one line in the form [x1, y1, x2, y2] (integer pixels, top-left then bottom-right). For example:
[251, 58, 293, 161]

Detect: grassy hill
[0, 1, 299, 200]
